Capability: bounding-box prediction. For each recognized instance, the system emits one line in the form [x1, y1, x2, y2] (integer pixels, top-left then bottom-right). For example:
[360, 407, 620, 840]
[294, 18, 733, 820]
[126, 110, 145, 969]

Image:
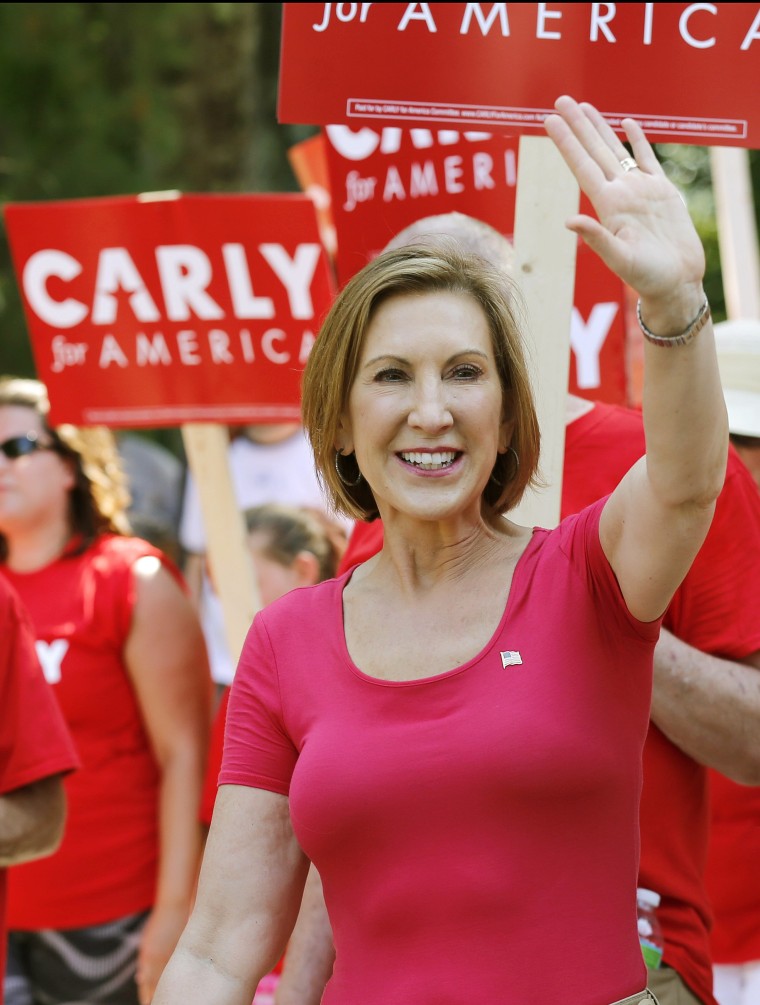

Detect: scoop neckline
[336, 526, 543, 687]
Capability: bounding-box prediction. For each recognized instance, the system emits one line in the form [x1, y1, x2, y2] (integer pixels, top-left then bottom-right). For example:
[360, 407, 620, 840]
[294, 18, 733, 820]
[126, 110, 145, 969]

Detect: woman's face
[338, 290, 512, 525]
[0, 405, 74, 538]
[247, 530, 316, 607]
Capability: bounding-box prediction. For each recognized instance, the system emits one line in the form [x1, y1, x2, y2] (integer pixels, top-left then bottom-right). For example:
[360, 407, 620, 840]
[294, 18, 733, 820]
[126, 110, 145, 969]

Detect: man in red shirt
[272, 215, 760, 1005]
[704, 318, 760, 1005]
[0, 576, 79, 1005]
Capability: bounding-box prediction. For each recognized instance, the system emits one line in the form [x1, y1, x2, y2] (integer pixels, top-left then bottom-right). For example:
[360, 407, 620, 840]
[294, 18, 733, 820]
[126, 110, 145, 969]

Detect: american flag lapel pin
[500, 650, 523, 668]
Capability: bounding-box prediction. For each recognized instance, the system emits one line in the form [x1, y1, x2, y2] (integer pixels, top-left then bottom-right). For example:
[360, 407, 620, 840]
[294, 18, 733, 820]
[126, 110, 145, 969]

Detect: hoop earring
[489, 446, 519, 487]
[506, 446, 519, 480]
[334, 450, 363, 487]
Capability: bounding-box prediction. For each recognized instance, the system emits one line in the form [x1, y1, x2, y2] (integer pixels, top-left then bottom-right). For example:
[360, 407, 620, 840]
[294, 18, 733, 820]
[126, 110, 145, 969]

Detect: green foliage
[0, 2, 315, 385]
[656, 145, 760, 324]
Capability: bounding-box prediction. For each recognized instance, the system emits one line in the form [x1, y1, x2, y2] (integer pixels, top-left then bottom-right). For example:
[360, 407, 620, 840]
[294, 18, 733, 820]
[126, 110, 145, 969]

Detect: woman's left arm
[544, 97, 728, 622]
[125, 555, 212, 1005]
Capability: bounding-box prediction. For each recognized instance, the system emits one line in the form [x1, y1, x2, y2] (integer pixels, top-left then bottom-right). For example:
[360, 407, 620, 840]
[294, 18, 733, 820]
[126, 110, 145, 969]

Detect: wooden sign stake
[510, 135, 580, 529]
[181, 423, 261, 669]
[710, 147, 760, 322]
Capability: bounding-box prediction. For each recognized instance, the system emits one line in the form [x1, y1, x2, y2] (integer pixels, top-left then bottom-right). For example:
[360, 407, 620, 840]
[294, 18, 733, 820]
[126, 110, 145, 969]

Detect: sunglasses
[0, 432, 57, 460]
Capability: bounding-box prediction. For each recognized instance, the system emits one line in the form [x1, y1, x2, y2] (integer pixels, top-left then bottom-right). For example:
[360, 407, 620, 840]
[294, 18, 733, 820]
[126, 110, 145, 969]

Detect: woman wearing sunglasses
[0, 377, 211, 1005]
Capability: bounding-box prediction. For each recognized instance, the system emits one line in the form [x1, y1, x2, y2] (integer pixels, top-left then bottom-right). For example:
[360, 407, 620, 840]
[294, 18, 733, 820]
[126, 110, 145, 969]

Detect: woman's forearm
[152, 934, 264, 1005]
[640, 289, 728, 511]
[136, 742, 207, 1003]
[154, 745, 205, 912]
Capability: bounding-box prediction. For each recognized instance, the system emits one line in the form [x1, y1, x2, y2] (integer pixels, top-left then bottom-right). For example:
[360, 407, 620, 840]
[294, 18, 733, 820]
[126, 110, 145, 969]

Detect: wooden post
[710, 147, 760, 321]
[510, 135, 581, 529]
[181, 423, 261, 668]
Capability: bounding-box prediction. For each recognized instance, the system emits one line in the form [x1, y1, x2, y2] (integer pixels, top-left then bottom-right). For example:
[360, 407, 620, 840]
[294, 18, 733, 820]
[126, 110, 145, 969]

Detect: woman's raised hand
[543, 95, 705, 312]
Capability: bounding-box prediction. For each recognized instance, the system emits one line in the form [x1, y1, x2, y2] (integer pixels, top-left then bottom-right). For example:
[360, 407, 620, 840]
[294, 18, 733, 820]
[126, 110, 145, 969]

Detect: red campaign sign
[324, 125, 519, 282]
[3, 194, 335, 428]
[571, 245, 628, 406]
[287, 134, 338, 261]
[312, 125, 629, 404]
[279, 3, 760, 148]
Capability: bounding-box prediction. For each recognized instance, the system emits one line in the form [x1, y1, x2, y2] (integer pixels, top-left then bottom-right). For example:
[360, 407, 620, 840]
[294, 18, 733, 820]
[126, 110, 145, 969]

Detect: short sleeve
[0, 584, 80, 794]
[219, 614, 298, 795]
[557, 496, 663, 645]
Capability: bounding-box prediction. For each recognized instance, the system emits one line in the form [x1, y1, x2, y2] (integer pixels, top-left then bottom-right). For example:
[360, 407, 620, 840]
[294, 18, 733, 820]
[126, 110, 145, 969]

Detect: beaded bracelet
[636, 297, 711, 347]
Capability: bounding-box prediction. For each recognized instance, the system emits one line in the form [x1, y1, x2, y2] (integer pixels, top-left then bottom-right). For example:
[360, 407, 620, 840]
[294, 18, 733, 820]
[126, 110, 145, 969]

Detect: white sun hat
[713, 318, 760, 438]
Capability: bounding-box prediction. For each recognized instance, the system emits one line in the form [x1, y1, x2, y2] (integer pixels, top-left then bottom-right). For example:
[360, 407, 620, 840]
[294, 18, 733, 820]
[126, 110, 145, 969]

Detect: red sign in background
[290, 127, 631, 406]
[324, 125, 519, 282]
[280, 3, 760, 148]
[3, 194, 335, 427]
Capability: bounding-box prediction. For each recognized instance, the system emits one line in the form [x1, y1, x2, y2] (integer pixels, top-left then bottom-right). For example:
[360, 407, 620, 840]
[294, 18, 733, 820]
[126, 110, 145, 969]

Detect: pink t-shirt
[337, 403, 760, 1004]
[222, 500, 660, 1004]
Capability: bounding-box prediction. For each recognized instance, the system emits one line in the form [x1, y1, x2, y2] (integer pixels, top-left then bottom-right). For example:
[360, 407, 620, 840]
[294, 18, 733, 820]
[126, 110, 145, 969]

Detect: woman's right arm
[543, 97, 727, 622]
[153, 783, 309, 1005]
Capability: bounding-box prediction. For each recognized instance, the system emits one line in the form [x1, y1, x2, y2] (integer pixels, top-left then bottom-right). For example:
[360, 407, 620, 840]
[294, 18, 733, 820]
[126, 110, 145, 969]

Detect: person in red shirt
[0, 377, 212, 1005]
[0, 575, 79, 1005]
[704, 318, 760, 1005]
[272, 239, 760, 1005]
[154, 98, 727, 1005]
[319, 401, 760, 1005]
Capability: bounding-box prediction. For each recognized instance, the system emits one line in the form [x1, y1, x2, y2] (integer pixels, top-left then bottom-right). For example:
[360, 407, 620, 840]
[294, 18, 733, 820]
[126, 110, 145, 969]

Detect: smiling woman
[342, 291, 512, 535]
[303, 243, 540, 525]
[152, 96, 728, 1005]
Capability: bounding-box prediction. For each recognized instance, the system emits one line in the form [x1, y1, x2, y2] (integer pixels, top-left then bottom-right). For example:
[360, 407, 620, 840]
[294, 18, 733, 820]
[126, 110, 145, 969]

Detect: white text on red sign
[311, 3, 760, 51]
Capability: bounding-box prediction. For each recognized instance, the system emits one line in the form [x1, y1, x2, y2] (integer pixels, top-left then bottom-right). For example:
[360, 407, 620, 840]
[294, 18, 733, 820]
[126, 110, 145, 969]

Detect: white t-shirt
[180, 429, 342, 684]
[179, 429, 329, 553]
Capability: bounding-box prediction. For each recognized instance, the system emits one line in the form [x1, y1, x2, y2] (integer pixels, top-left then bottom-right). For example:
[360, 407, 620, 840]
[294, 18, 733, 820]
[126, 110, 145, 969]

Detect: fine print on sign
[279, 3, 760, 148]
[3, 193, 335, 428]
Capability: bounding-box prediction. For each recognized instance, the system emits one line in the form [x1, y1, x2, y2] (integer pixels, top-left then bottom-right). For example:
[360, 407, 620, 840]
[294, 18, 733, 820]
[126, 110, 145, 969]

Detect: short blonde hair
[0, 377, 131, 559]
[301, 238, 540, 523]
